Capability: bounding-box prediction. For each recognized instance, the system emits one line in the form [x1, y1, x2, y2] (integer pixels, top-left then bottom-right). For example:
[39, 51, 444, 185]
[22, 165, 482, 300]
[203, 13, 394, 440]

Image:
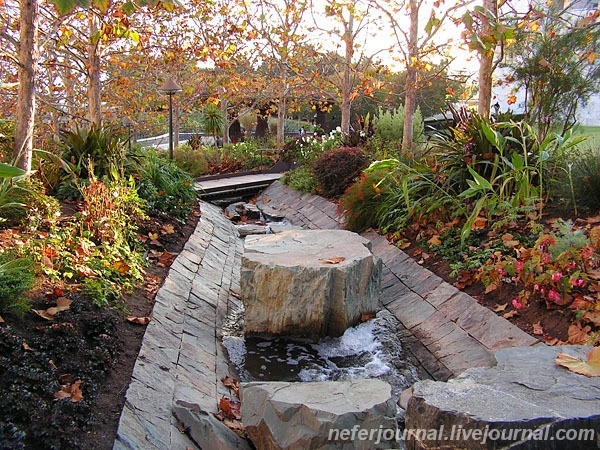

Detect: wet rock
[224, 202, 262, 221]
[241, 379, 399, 450]
[257, 204, 286, 222]
[173, 400, 251, 450]
[404, 345, 600, 449]
[241, 229, 381, 339]
[236, 224, 269, 237]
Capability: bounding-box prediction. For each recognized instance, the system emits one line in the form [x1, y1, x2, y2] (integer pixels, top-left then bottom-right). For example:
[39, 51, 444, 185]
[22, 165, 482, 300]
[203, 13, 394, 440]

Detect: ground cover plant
[0, 124, 200, 449]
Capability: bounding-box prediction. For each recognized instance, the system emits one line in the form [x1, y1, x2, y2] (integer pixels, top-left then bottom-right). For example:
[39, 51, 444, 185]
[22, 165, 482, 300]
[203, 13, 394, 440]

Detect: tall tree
[14, 0, 39, 171]
[379, 0, 472, 151]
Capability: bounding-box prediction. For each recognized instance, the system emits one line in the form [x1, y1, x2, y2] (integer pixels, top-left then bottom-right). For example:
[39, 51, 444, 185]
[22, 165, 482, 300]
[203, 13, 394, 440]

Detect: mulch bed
[0, 204, 201, 450]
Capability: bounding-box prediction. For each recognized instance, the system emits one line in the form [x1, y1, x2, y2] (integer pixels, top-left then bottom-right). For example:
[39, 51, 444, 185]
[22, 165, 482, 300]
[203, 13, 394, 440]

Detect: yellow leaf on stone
[320, 257, 346, 265]
[555, 347, 600, 377]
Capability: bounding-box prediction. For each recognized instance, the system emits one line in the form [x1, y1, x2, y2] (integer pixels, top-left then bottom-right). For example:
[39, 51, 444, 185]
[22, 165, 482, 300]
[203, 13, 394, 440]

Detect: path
[196, 172, 283, 199]
[113, 181, 538, 449]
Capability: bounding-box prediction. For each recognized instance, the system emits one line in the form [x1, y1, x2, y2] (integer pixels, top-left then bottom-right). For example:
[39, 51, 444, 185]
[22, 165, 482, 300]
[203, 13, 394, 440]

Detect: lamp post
[158, 78, 182, 160]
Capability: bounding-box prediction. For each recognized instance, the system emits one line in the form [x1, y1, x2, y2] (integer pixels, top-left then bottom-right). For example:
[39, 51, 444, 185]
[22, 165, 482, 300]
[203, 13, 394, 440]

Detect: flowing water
[222, 309, 421, 400]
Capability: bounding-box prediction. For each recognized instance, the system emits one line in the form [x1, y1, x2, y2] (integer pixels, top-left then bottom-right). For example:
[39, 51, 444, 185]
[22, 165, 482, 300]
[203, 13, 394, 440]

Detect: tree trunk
[402, 0, 419, 153]
[477, 0, 497, 118]
[256, 107, 269, 138]
[14, 0, 39, 172]
[340, 13, 354, 135]
[220, 98, 229, 145]
[88, 13, 102, 127]
[277, 96, 286, 144]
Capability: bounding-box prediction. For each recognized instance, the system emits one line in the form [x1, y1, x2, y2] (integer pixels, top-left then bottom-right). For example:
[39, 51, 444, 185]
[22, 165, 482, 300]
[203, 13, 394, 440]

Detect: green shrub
[174, 144, 211, 177]
[280, 165, 317, 194]
[341, 170, 391, 233]
[0, 119, 14, 163]
[566, 144, 600, 212]
[0, 254, 35, 316]
[137, 150, 197, 220]
[0, 178, 60, 230]
[312, 146, 369, 198]
[57, 125, 133, 199]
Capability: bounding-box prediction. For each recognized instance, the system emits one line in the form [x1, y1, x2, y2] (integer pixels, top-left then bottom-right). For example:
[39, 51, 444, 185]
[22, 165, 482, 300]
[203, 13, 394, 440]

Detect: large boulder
[404, 345, 600, 449]
[241, 230, 381, 339]
[241, 379, 399, 450]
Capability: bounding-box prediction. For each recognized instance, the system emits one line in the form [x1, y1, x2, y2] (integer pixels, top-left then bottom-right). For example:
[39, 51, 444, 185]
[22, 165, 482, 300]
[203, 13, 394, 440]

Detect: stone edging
[113, 202, 243, 449]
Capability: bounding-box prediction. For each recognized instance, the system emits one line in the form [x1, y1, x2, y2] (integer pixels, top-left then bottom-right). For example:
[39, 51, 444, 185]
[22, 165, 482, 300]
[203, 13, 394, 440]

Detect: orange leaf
[568, 323, 592, 344]
[157, 251, 175, 267]
[218, 396, 241, 420]
[126, 316, 150, 325]
[221, 375, 240, 397]
[320, 257, 346, 265]
[472, 216, 487, 230]
[428, 235, 442, 246]
[507, 95, 517, 105]
[113, 260, 131, 275]
[161, 224, 175, 235]
[503, 310, 518, 319]
[532, 321, 544, 335]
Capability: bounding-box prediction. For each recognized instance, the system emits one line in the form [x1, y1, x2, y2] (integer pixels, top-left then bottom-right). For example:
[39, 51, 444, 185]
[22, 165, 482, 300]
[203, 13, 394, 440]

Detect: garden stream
[222, 309, 421, 403]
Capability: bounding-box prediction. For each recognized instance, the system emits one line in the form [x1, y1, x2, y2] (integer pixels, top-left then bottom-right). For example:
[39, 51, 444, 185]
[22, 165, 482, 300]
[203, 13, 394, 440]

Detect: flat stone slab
[241, 379, 399, 449]
[241, 229, 382, 338]
[404, 345, 600, 449]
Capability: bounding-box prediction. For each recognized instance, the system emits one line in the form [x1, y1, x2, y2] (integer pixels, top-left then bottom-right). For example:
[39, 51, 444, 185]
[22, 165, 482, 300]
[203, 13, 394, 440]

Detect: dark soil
[0, 204, 201, 450]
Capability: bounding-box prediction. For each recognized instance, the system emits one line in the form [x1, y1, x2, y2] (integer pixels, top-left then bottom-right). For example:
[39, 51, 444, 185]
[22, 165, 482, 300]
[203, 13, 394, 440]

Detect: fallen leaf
[501, 233, 519, 248]
[148, 232, 159, 240]
[33, 309, 55, 321]
[41, 255, 54, 269]
[486, 283, 499, 294]
[126, 316, 150, 325]
[0, 315, 4, 323]
[113, 260, 131, 275]
[503, 310, 519, 319]
[493, 303, 508, 312]
[361, 313, 375, 322]
[221, 375, 240, 397]
[320, 257, 345, 265]
[161, 224, 175, 235]
[555, 347, 600, 377]
[223, 419, 245, 435]
[157, 251, 175, 267]
[428, 235, 442, 246]
[23, 342, 32, 351]
[472, 216, 488, 230]
[568, 323, 592, 344]
[218, 396, 241, 420]
[54, 380, 84, 402]
[532, 321, 544, 335]
[583, 311, 600, 327]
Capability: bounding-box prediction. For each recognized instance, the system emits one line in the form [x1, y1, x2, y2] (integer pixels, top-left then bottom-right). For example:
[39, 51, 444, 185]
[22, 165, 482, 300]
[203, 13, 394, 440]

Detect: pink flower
[568, 261, 577, 270]
[516, 261, 524, 274]
[548, 289, 562, 303]
[571, 278, 585, 288]
[512, 298, 523, 309]
[498, 267, 506, 276]
[551, 272, 563, 282]
[534, 284, 540, 291]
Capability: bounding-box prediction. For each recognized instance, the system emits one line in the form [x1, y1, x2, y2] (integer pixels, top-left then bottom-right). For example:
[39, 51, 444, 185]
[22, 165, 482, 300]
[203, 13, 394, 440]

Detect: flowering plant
[478, 219, 598, 310]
